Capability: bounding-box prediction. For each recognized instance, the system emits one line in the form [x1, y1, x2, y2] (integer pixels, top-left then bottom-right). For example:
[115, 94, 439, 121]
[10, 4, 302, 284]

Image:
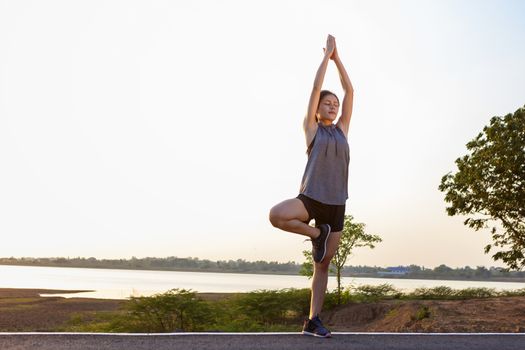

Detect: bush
[408, 286, 501, 300]
[500, 288, 525, 297]
[324, 288, 352, 309]
[455, 287, 497, 299]
[409, 286, 455, 300]
[350, 284, 402, 302]
[126, 288, 213, 332]
[281, 288, 312, 316]
[229, 288, 310, 326]
[231, 290, 287, 325]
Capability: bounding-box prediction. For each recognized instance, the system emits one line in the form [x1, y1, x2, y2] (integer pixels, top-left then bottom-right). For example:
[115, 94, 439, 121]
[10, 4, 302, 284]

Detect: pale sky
[1, 0, 524, 268]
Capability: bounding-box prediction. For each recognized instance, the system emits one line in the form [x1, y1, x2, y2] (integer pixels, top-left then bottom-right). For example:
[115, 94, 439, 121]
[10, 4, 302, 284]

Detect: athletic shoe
[302, 315, 332, 338]
[311, 224, 331, 263]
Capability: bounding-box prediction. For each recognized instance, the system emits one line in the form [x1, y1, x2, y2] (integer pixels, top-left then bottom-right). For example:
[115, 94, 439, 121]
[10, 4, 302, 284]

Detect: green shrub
[231, 290, 287, 325]
[409, 286, 455, 300]
[454, 287, 497, 299]
[126, 288, 213, 332]
[408, 286, 499, 300]
[350, 284, 402, 302]
[412, 305, 431, 321]
[499, 288, 525, 297]
[229, 288, 309, 326]
[324, 288, 352, 309]
[280, 288, 311, 316]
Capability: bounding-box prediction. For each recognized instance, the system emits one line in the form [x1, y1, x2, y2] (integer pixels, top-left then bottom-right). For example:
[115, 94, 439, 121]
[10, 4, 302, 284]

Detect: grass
[0, 297, 41, 305]
[412, 306, 431, 321]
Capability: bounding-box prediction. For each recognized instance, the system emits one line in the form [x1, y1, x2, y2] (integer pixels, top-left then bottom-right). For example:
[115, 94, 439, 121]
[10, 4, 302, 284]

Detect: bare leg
[309, 231, 341, 319]
[269, 198, 338, 318]
[269, 198, 320, 239]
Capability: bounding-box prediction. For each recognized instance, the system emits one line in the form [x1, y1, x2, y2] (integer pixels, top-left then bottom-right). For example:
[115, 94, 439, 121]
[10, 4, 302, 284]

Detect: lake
[1, 264, 523, 299]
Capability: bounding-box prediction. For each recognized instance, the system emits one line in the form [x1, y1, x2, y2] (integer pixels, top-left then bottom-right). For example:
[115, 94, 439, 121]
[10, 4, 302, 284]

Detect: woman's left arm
[333, 47, 354, 138]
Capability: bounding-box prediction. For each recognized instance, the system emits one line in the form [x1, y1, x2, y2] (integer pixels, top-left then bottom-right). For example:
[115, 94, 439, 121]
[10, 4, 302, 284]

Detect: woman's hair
[316, 90, 339, 121]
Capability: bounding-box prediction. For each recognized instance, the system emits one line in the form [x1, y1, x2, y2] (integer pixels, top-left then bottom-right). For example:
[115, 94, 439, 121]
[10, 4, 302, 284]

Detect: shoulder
[304, 122, 320, 149]
[335, 122, 349, 139]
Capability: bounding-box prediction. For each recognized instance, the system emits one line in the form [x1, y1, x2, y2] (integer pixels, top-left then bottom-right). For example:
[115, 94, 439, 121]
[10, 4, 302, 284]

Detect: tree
[333, 215, 382, 304]
[433, 264, 453, 275]
[439, 106, 525, 270]
[474, 266, 491, 279]
[301, 215, 382, 304]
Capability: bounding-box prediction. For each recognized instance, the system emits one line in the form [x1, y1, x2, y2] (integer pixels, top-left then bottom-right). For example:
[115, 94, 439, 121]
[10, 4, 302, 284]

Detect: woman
[269, 34, 354, 338]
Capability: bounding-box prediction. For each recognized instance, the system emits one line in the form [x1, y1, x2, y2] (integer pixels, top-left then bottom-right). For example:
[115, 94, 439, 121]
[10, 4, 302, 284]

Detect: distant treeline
[1, 257, 524, 281]
[398, 264, 525, 281]
[0, 256, 302, 275]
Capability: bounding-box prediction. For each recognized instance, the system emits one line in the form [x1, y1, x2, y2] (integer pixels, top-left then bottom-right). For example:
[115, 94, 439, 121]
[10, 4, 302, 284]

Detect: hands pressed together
[323, 34, 339, 60]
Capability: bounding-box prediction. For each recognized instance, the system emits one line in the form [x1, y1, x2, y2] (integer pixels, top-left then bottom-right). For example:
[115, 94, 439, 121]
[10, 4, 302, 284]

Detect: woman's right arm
[303, 35, 335, 146]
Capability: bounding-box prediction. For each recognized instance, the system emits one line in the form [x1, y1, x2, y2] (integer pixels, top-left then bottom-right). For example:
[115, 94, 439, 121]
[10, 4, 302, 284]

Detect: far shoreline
[1, 262, 524, 284]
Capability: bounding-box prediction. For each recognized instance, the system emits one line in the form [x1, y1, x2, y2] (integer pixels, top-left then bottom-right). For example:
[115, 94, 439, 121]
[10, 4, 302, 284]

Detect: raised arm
[303, 35, 335, 147]
[333, 43, 354, 138]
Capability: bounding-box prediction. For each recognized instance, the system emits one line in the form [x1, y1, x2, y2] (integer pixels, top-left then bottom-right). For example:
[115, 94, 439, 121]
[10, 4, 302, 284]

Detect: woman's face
[317, 94, 339, 122]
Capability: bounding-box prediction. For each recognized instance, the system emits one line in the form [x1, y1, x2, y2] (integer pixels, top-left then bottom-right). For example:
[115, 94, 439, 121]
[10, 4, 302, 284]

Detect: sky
[1, 0, 524, 268]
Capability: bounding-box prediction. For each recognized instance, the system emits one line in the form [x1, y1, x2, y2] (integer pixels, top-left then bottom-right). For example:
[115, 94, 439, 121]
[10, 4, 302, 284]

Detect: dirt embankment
[323, 297, 525, 333]
[2, 288, 525, 332]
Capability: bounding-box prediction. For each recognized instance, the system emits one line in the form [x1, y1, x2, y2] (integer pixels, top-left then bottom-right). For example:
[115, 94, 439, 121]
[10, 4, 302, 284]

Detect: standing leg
[309, 231, 341, 318]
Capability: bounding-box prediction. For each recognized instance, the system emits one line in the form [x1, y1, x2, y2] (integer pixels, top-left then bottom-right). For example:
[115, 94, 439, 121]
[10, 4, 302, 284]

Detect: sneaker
[302, 315, 332, 338]
[311, 224, 331, 263]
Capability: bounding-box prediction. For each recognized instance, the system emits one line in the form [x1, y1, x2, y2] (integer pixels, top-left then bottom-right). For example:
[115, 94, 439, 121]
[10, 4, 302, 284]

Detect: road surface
[1, 332, 525, 350]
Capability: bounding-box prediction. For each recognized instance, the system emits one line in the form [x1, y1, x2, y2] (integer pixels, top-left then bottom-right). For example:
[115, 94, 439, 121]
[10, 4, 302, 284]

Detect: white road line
[0, 332, 524, 336]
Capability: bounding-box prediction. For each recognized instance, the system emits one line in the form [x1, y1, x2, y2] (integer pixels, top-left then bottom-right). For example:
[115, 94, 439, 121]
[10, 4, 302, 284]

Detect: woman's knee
[268, 205, 283, 228]
[323, 246, 338, 264]
[269, 199, 307, 228]
[314, 233, 341, 270]
[314, 259, 331, 272]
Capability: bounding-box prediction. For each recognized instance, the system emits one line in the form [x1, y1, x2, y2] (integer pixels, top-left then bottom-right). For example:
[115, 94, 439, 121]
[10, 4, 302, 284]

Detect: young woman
[269, 34, 354, 338]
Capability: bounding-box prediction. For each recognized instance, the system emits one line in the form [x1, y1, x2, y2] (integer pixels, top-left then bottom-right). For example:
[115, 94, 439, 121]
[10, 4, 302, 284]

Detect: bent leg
[269, 198, 319, 239]
[309, 231, 341, 318]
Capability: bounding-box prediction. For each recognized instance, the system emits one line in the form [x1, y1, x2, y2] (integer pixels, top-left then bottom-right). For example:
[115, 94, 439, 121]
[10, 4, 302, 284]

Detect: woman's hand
[331, 38, 340, 61]
[323, 34, 336, 59]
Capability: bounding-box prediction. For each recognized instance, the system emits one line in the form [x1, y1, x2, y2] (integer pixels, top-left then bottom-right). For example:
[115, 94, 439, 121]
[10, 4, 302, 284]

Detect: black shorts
[296, 194, 346, 232]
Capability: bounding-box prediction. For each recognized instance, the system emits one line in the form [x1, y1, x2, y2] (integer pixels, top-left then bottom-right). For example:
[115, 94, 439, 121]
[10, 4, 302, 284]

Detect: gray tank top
[299, 123, 350, 205]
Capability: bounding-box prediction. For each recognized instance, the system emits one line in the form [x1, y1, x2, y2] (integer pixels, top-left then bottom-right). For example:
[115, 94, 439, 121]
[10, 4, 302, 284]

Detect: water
[1, 264, 523, 299]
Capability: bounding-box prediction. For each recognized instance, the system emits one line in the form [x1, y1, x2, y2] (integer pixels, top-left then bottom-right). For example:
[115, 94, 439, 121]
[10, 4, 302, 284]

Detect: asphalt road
[1, 332, 525, 350]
